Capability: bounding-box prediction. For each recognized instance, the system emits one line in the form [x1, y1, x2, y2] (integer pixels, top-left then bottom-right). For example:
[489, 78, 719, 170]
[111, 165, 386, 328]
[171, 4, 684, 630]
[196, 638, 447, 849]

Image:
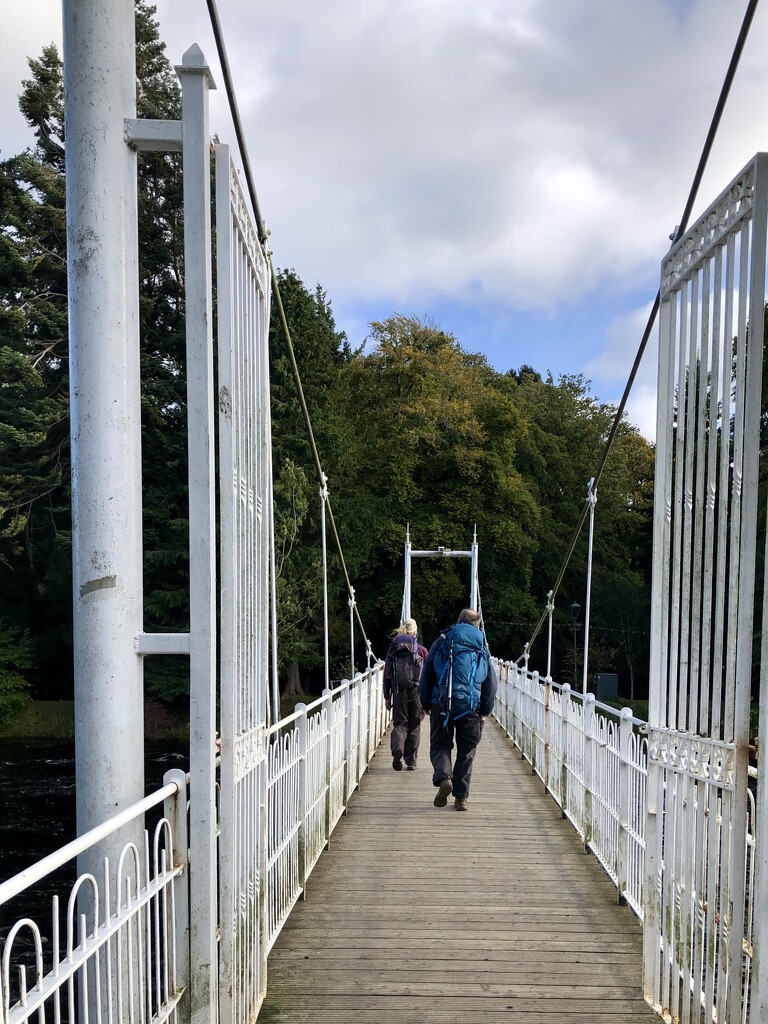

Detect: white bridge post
[402, 525, 412, 622]
[177, 46, 218, 1024]
[63, 0, 144, 844]
[404, 530, 479, 622]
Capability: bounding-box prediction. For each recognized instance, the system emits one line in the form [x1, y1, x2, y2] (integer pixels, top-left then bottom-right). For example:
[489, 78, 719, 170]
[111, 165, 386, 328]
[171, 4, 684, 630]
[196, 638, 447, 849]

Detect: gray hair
[458, 608, 482, 628]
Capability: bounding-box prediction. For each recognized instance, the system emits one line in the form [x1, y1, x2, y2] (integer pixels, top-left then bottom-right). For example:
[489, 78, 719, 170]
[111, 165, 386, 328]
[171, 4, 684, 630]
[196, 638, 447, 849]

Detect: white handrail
[0, 780, 179, 906]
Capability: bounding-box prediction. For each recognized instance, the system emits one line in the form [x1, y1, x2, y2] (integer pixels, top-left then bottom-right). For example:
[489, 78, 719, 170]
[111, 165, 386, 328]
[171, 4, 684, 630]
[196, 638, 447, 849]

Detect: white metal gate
[216, 146, 273, 1024]
[647, 153, 767, 1024]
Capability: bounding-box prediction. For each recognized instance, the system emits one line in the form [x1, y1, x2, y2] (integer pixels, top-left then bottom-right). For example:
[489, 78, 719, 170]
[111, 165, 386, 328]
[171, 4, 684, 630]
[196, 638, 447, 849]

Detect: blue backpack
[431, 623, 489, 722]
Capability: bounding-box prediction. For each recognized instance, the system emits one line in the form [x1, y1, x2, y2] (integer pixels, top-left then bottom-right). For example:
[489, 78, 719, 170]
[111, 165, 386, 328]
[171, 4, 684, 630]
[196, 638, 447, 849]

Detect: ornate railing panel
[216, 144, 273, 1024]
[494, 661, 758, 1019]
[0, 773, 189, 1024]
[493, 665, 647, 915]
[649, 152, 768, 1024]
[265, 668, 387, 954]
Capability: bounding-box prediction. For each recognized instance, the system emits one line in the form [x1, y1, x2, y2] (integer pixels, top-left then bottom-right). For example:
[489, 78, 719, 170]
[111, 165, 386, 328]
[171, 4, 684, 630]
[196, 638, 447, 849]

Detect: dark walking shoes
[433, 778, 453, 807]
[392, 751, 403, 771]
[454, 798, 468, 811]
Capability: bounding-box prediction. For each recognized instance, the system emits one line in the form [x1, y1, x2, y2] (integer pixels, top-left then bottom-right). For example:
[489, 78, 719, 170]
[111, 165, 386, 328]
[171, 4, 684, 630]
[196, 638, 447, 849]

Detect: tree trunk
[283, 661, 305, 699]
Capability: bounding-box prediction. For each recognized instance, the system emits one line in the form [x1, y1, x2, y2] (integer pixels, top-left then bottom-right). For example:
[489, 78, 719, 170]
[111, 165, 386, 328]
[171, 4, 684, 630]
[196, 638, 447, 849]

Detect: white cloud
[1, 0, 62, 159]
[5, 0, 768, 368]
[625, 383, 659, 443]
[585, 302, 660, 441]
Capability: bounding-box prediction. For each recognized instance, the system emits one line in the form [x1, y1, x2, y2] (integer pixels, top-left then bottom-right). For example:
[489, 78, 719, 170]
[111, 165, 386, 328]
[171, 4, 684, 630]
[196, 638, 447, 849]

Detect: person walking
[383, 618, 428, 771]
[418, 608, 497, 811]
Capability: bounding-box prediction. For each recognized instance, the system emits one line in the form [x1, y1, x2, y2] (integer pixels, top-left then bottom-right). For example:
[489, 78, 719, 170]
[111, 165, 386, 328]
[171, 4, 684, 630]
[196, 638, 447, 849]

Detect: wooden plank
[270, 947, 644, 962]
[260, 721, 658, 1022]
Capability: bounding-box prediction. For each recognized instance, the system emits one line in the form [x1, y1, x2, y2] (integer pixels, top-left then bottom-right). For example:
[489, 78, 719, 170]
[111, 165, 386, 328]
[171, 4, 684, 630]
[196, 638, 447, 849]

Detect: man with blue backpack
[418, 608, 497, 811]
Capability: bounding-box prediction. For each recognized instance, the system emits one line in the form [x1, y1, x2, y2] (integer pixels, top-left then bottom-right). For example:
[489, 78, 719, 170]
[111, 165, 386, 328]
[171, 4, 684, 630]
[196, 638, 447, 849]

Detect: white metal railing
[494, 659, 758, 1021]
[0, 667, 388, 1024]
[265, 665, 387, 952]
[216, 139, 273, 1024]
[649, 152, 766, 1024]
[494, 661, 647, 914]
[0, 770, 189, 1024]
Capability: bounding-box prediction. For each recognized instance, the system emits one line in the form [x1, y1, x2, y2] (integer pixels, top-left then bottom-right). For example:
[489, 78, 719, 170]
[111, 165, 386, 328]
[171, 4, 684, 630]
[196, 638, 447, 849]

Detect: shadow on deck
[259, 720, 658, 1023]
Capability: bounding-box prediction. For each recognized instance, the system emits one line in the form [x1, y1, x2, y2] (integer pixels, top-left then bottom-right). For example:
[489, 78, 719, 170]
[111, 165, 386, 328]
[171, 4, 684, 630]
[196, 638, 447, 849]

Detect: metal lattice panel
[646, 152, 768, 1024]
[215, 145, 273, 1024]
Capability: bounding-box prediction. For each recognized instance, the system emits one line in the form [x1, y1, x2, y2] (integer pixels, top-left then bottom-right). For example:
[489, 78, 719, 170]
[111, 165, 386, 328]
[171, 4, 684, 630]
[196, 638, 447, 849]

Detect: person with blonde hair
[383, 618, 428, 771]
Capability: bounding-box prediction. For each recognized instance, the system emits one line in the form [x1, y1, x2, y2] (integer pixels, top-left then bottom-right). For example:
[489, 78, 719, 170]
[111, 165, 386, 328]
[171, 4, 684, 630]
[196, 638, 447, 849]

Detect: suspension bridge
[1, 0, 768, 1022]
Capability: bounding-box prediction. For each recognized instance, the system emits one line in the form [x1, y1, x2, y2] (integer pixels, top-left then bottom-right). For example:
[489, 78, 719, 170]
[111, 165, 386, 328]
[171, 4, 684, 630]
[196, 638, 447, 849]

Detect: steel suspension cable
[204, 0, 376, 663]
[520, 0, 760, 660]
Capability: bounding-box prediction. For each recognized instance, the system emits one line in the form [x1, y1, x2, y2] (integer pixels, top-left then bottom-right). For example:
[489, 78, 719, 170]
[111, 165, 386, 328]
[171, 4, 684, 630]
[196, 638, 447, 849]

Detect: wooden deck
[259, 720, 658, 1023]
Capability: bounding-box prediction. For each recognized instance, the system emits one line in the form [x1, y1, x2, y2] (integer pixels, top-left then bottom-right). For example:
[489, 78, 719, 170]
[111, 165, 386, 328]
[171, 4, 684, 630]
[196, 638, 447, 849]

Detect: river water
[0, 738, 188, 970]
[0, 739, 188, 880]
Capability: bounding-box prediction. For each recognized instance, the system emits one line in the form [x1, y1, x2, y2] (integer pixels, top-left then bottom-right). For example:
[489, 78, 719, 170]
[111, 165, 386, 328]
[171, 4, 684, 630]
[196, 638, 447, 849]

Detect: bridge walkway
[259, 720, 658, 1023]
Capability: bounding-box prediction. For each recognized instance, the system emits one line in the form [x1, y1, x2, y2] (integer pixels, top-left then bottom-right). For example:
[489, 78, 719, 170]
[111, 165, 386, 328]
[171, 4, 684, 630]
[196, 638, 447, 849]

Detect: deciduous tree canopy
[0, 2, 656, 718]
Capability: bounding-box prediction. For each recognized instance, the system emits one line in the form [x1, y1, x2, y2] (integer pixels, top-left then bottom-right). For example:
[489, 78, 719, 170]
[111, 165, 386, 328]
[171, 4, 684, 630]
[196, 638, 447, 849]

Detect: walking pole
[444, 643, 454, 727]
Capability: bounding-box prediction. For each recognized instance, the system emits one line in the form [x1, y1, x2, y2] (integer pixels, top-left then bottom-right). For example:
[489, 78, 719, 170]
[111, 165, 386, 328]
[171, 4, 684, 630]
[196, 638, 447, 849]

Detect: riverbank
[0, 700, 190, 741]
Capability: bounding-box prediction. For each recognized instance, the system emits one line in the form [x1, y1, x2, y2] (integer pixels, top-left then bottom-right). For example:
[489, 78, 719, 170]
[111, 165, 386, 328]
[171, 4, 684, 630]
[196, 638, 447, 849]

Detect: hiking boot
[406, 764, 417, 771]
[454, 798, 468, 811]
[392, 752, 403, 771]
[433, 778, 453, 807]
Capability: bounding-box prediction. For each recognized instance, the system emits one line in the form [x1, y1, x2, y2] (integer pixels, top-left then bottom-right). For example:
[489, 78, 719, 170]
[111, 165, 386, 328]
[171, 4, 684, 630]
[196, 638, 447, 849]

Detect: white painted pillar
[583, 693, 596, 846]
[268, 454, 280, 724]
[63, 0, 144, 840]
[296, 703, 308, 894]
[561, 683, 571, 813]
[582, 479, 597, 695]
[617, 707, 633, 905]
[320, 479, 330, 691]
[402, 527, 412, 622]
[177, 45, 217, 1024]
[470, 525, 479, 610]
[348, 588, 356, 677]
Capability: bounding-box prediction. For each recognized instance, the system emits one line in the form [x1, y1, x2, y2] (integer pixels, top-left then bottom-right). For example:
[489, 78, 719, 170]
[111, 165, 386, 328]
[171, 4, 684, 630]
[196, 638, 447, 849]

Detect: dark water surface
[0, 739, 188, 942]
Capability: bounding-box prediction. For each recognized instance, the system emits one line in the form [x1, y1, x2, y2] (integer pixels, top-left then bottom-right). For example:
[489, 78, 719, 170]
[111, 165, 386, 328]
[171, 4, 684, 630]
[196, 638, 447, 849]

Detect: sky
[4, 0, 768, 440]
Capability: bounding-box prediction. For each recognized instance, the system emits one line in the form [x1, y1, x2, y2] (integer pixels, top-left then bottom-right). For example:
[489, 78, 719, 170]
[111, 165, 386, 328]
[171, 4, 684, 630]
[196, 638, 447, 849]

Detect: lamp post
[570, 601, 581, 688]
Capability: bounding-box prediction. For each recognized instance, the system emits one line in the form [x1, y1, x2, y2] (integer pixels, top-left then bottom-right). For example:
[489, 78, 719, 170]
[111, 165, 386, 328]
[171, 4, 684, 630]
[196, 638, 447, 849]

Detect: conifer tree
[0, 2, 189, 700]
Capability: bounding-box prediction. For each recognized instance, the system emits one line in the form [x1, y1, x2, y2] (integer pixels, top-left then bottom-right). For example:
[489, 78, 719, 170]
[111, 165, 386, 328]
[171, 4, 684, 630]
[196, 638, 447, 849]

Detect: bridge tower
[401, 525, 480, 623]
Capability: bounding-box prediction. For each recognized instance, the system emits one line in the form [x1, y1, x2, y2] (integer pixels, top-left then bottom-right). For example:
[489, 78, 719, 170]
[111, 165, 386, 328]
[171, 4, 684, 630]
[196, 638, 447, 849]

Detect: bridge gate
[216, 147, 273, 1022]
[648, 153, 768, 1024]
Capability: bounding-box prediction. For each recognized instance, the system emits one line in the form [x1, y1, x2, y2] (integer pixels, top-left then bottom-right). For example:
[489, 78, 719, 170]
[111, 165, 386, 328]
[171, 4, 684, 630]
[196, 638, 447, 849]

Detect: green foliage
[0, 11, 657, 707]
[0, 622, 32, 723]
[0, 1, 189, 700]
[337, 315, 540, 649]
[273, 458, 323, 670]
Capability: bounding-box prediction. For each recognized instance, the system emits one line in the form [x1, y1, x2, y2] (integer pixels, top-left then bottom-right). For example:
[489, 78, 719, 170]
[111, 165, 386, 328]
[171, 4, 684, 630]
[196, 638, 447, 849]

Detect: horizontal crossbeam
[124, 118, 183, 152]
[410, 548, 472, 558]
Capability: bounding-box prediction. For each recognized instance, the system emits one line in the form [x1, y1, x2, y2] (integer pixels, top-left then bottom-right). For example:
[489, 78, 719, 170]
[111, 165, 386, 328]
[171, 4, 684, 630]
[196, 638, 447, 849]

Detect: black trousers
[429, 708, 484, 800]
[390, 686, 424, 766]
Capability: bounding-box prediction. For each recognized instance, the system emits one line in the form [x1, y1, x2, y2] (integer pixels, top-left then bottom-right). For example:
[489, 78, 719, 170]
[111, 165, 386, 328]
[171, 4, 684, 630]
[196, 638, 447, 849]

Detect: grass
[0, 699, 190, 742]
[0, 700, 75, 738]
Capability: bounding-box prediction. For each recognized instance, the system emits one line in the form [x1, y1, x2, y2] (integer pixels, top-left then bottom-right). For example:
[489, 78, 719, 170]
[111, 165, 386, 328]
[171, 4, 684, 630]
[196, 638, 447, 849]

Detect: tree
[268, 269, 355, 690]
[0, 622, 32, 722]
[0, 2, 189, 701]
[338, 316, 540, 654]
[506, 369, 654, 693]
[0, 44, 70, 692]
